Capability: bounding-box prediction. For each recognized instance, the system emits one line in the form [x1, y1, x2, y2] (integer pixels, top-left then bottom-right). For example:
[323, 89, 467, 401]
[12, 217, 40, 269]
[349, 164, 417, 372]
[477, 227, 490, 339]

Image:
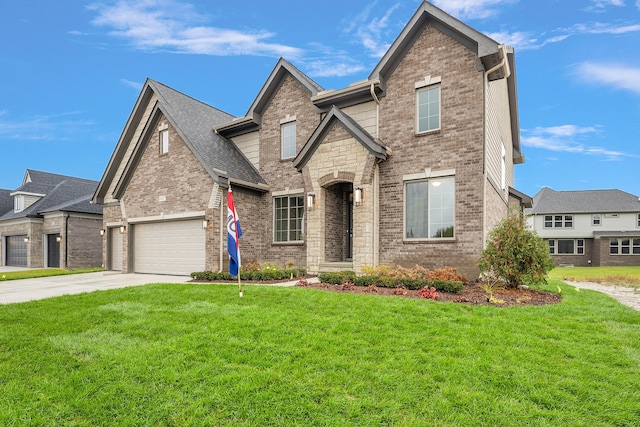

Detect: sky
[1, 0, 639, 198]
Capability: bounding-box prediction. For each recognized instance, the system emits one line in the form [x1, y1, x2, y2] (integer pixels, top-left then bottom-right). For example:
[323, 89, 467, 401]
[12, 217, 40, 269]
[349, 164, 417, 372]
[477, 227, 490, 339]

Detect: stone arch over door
[323, 181, 354, 262]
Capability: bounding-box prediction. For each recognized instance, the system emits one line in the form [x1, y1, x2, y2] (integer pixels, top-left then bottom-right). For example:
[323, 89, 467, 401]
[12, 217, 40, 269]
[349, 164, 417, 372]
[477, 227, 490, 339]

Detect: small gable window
[14, 195, 24, 213]
[159, 129, 169, 155]
[415, 76, 441, 134]
[281, 122, 296, 159]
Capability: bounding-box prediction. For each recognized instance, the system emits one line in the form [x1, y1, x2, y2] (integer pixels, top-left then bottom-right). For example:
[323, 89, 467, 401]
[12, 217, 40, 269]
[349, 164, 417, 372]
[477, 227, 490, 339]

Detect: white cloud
[344, 3, 401, 59]
[120, 78, 143, 90]
[576, 62, 640, 94]
[587, 0, 626, 11]
[0, 111, 95, 141]
[521, 125, 634, 160]
[88, 0, 302, 58]
[431, 0, 517, 20]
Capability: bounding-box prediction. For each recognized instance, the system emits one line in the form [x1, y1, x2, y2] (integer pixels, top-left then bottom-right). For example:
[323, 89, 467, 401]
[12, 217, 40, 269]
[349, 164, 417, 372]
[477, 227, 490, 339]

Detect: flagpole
[238, 273, 243, 297]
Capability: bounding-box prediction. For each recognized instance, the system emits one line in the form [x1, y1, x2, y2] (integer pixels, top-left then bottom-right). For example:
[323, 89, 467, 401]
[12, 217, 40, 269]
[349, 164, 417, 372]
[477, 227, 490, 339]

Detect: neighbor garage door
[6, 235, 28, 267]
[133, 219, 205, 275]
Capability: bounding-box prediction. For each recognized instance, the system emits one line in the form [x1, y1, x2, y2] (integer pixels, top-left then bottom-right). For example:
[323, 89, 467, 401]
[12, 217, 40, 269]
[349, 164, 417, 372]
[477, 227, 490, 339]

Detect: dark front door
[47, 234, 60, 268]
[346, 191, 353, 260]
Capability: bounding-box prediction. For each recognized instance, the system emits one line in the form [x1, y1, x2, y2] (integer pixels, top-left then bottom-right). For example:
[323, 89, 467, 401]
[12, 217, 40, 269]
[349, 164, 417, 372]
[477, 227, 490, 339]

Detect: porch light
[56, 236, 62, 243]
[99, 229, 105, 236]
[202, 219, 209, 230]
[23, 236, 29, 243]
[354, 188, 363, 207]
[119, 225, 126, 234]
[307, 193, 316, 209]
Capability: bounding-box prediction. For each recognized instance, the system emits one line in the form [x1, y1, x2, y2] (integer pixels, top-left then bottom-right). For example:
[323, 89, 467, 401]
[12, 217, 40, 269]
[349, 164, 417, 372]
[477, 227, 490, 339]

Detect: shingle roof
[0, 189, 13, 216]
[529, 187, 640, 214]
[0, 170, 101, 220]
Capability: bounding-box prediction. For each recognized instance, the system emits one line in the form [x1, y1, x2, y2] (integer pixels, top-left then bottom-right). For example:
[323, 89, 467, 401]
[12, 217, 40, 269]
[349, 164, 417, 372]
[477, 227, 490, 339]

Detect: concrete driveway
[0, 271, 191, 304]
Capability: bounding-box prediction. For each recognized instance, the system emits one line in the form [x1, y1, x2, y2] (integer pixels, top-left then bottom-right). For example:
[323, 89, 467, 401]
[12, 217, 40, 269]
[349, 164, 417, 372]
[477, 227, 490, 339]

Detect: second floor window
[281, 122, 296, 159]
[416, 85, 440, 133]
[592, 214, 601, 226]
[159, 129, 169, 154]
[544, 215, 573, 228]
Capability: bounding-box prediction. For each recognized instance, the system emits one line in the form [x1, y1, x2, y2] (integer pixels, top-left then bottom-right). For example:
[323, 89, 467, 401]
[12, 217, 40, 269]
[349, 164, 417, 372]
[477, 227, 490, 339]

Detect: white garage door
[133, 219, 205, 275]
[109, 228, 123, 271]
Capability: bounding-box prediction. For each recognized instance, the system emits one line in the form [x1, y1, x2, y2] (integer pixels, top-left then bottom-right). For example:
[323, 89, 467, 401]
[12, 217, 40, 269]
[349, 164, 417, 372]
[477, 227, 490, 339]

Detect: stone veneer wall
[377, 25, 487, 278]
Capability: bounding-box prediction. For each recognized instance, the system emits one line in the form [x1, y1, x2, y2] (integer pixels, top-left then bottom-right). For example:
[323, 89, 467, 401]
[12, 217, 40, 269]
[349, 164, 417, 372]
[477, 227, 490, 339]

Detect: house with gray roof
[93, 1, 527, 277]
[0, 169, 103, 269]
[527, 187, 640, 267]
[0, 189, 12, 217]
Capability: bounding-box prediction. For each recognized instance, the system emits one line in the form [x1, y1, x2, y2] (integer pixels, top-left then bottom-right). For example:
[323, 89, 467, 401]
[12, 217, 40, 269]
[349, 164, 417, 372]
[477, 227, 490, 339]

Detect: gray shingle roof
[529, 187, 640, 214]
[0, 170, 101, 220]
[0, 189, 12, 216]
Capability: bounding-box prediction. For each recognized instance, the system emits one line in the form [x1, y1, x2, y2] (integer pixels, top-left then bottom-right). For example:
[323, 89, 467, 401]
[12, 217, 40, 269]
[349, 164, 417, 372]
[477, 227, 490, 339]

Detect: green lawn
[549, 266, 640, 288]
[0, 281, 638, 426]
[0, 268, 102, 281]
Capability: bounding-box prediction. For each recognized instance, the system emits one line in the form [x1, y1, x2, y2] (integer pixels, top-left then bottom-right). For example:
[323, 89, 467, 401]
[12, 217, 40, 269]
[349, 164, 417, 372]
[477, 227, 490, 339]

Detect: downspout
[482, 44, 510, 244]
[370, 83, 380, 138]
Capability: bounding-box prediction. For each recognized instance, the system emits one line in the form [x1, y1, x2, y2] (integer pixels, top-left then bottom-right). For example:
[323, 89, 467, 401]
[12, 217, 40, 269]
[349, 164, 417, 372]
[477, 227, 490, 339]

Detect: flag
[227, 185, 242, 277]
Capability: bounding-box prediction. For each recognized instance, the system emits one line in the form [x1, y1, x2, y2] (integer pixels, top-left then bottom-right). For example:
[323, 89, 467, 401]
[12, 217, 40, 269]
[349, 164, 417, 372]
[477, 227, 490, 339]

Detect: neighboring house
[527, 187, 640, 267]
[0, 170, 103, 269]
[0, 189, 12, 217]
[93, 1, 526, 277]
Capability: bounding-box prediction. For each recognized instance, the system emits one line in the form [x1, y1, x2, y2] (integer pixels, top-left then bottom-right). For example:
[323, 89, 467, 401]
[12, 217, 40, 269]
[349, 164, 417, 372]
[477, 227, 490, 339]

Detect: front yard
[0, 279, 638, 426]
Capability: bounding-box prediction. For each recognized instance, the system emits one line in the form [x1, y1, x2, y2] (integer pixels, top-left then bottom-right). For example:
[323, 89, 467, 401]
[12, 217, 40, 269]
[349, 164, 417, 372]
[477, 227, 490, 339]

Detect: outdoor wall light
[119, 225, 126, 234]
[202, 219, 209, 230]
[56, 236, 62, 243]
[307, 193, 316, 209]
[354, 188, 364, 207]
[23, 236, 29, 243]
[99, 229, 105, 236]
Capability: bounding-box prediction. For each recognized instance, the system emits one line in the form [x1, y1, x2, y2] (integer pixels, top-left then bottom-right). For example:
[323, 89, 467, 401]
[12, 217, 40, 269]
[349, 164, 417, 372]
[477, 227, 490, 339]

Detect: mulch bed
[295, 280, 562, 308]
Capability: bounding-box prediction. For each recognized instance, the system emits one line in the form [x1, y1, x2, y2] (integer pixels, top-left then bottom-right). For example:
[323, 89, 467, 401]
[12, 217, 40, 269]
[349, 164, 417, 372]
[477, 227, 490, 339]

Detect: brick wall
[596, 237, 640, 267]
[67, 216, 103, 268]
[377, 25, 486, 278]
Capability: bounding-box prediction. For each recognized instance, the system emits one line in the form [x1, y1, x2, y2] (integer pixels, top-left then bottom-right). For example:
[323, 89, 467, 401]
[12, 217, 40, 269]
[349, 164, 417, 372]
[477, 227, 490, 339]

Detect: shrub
[318, 271, 356, 285]
[479, 211, 555, 288]
[418, 286, 439, 300]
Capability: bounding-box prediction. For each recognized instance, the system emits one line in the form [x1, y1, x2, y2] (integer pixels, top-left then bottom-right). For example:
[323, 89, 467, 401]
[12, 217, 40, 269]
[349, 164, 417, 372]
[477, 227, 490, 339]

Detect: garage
[133, 219, 205, 275]
[6, 235, 28, 267]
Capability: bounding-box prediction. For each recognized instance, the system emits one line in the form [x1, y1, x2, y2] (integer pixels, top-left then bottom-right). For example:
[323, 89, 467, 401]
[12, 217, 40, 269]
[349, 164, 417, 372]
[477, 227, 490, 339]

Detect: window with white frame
[14, 195, 24, 213]
[416, 85, 440, 133]
[273, 195, 304, 242]
[281, 122, 296, 159]
[592, 214, 601, 226]
[405, 176, 454, 239]
[544, 215, 573, 228]
[548, 239, 584, 255]
[610, 238, 640, 255]
[159, 129, 169, 154]
[637, 213, 640, 227]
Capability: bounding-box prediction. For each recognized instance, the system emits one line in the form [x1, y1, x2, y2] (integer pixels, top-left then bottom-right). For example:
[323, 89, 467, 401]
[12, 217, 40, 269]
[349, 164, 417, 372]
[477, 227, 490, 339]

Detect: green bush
[479, 211, 555, 288]
[191, 266, 306, 282]
[318, 271, 356, 285]
[428, 279, 463, 294]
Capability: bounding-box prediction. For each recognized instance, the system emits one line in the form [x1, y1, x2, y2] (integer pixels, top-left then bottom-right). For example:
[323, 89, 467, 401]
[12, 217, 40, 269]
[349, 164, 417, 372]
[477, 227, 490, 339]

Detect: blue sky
[1, 0, 639, 198]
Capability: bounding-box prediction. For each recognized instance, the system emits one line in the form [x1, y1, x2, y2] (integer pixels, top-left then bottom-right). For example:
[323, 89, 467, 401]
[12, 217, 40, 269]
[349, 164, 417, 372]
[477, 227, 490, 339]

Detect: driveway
[0, 271, 191, 304]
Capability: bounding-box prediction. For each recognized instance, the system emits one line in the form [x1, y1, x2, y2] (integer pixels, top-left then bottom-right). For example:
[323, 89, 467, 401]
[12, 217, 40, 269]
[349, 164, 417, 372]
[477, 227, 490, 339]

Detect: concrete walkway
[0, 272, 191, 304]
[568, 281, 640, 312]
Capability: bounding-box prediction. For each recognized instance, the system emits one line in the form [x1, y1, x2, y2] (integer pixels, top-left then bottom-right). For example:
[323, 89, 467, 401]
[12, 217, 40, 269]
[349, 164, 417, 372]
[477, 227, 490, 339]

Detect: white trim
[415, 84, 441, 133]
[272, 188, 305, 197]
[403, 168, 455, 181]
[10, 191, 46, 197]
[127, 211, 206, 224]
[415, 75, 441, 89]
[279, 114, 297, 124]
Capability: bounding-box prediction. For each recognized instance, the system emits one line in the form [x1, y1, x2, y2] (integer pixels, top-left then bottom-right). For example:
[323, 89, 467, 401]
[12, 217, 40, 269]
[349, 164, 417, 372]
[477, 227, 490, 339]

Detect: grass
[549, 266, 640, 289]
[0, 268, 102, 281]
[0, 281, 639, 426]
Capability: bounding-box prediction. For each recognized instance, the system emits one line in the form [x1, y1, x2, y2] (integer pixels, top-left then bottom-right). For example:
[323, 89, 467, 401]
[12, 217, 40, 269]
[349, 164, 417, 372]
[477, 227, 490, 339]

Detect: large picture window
[274, 195, 304, 243]
[405, 176, 454, 239]
[416, 85, 440, 133]
[548, 239, 584, 255]
[281, 122, 296, 159]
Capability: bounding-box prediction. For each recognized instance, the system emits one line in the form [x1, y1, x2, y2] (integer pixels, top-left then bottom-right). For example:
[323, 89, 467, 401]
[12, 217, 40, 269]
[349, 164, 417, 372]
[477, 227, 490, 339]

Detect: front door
[346, 191, 353, 260]
[47, 234, 60, 268]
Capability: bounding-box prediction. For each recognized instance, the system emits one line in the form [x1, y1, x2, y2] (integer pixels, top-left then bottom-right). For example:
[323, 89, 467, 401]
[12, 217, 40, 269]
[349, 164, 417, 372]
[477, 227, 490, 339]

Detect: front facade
[0, 170, 103, 269]
[93, 2, 524, 278]
[527, 187, 640, 267]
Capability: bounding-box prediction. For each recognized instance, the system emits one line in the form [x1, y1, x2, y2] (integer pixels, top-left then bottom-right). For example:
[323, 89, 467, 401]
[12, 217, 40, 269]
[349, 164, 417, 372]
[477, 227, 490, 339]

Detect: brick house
[92, 1, 525, 277]
[527, 187, 640, 267]
[0, 170, 103, 269]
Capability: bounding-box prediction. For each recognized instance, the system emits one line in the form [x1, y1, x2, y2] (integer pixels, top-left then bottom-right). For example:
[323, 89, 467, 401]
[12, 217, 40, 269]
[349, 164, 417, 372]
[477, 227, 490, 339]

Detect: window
[159, 129, 169, 154]
[274, 195, 304, 242]
[592, 214, 601, 226]
[14, 195, 24, 213]
[637, 213, 640, 227]
[405, 176, 454, 239]
[416, 85, 440, 133]
[548, 239, 584, 255]
[544, 215, 573, 228]
[610, 238, 640, 255]
[281, 122, 296, 159]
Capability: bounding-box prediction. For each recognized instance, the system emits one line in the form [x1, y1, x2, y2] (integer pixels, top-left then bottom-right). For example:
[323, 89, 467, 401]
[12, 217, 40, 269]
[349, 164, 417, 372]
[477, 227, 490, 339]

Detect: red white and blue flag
[227, 185, 242, 277]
